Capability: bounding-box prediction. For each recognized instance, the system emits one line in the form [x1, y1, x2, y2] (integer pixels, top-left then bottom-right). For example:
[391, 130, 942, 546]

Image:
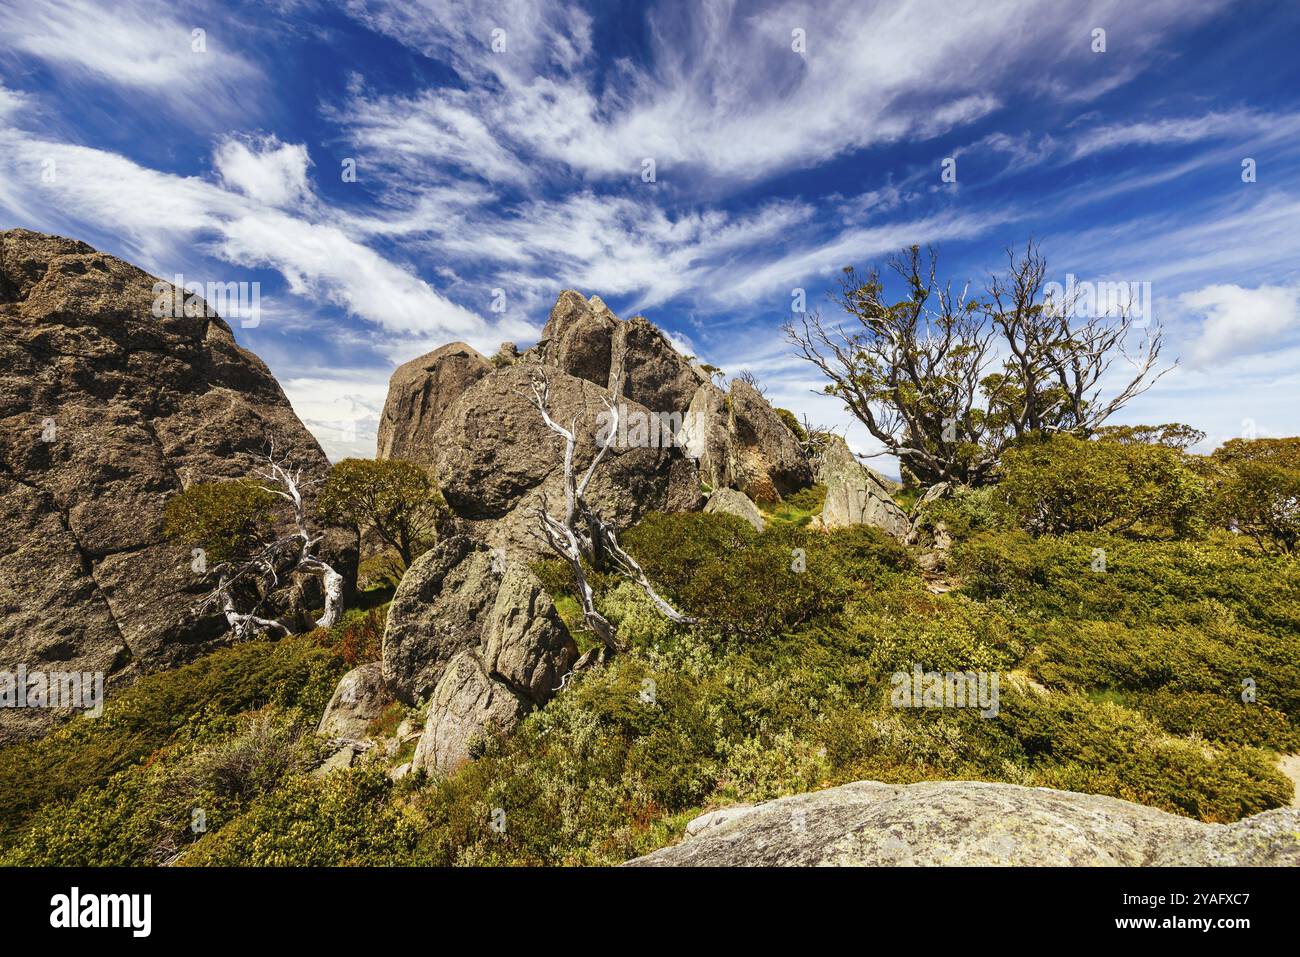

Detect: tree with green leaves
[317, 458, 445, 571]
[785, 243, 1170, 487]
[1211, 438, 1300, 554]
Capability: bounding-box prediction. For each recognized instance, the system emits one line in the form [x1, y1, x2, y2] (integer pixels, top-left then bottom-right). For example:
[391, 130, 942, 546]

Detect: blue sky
[2, 0, 1298, 466]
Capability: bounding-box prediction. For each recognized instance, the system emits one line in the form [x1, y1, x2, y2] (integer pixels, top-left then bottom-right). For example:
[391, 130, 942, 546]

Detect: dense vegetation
[3, 433, 1297, 865]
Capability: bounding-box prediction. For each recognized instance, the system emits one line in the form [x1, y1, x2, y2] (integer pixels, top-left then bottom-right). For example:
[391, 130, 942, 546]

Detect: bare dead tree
[524, 369, 692, 653]
[190, 446, 345, 638]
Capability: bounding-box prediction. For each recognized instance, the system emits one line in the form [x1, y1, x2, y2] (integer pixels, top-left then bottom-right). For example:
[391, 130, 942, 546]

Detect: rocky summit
[376, 289, 902, 565]
[0, 229, 355, 744]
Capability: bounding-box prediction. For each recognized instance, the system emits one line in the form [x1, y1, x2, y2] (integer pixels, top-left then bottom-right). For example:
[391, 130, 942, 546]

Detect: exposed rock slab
[626, 779, 1300, 866]
[317, 662, 393, 741]
[432, 363, 678, 562]
[813, 434, 909, 540]
[412, 650, 526, 775]
[384, 536, 576, 773]
[704, 487, 766, 532]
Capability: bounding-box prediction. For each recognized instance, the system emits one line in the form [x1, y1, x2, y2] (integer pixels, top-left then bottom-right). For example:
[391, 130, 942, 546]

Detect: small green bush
[1211, 438, 1300, 553]
[182, 766, 419, 866]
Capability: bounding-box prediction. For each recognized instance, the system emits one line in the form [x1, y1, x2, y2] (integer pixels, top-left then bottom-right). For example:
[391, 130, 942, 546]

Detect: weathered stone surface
[682, 383, 734, 491]
[383, 533, 577, 705]
[728, 380, 813, 501]
[538, 290, 617, 387]
[376, 342, 491, 462]
[482, 562, 578, 705]
[626, 780, 1300, 866]
[412, 650, 526, 775]
[0, 228, 356, 744]
[813, 434, 909, 540]
[317, 662, 393, 740]
[665, 457, 705, 513]
[381, 536, 495, 702]
[704, 487, 766, 532]
[432, 363, 678, 561]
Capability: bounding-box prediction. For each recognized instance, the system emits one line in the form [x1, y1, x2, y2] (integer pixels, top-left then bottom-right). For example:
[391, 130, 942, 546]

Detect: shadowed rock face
[384, 535, 578, 776]
[726, 379, 813, 501]
[626, 779, 1300, 866]
[0, 228, 356, 744]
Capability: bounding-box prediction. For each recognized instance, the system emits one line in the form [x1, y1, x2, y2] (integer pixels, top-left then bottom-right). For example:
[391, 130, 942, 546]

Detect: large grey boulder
[376, 342, 491, 462]
[0, 229, 356, 745]
[538, 291, 704, 415]
[683, 383, 734, 491]
[626, 779, 1300, 866]
[381, 535, 499, 702]
[317, 662, 393, 741]
[482, 562, 579, 705]
[682, 380, 814, 504]
[432, 363, 678, 561]
[813, 434, 909, 540]
[609, 315, 705, 414]
[704, 487, 766, 532]
[412, 650, 526, 775]
[537, 290, 617, 387]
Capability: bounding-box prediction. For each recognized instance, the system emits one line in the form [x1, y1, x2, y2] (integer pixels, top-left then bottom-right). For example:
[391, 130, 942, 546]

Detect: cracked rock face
[317, 662, 393, 741]
[431, 363, 681, 562]
[626, 779, 1300, 866]
[386, 537, 578, 775]
[375, 342, 491, 461]
[0, 229, 355, 744]
[813, 434, 910, 540]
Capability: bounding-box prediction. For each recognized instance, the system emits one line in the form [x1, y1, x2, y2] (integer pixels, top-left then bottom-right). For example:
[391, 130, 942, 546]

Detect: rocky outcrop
[813, 434, 909, 540]
[683, 383, 734, 491]
[609, 316, 705, 413]
[381, 535, 497, 702]
[384, 536, 578, 774]
[683, 380, 812, 504]
[727, 380, 813, 502]
[704, 487, 766, 532]
[626, 779, 1300, 866]
[539, 291, 705, 415]
[376, 342, 491, 461]
[0, 229, 356, 744]
[432, 363, 680, 562]
[317, 662, 393, 741]
[537, 291, 617, 387]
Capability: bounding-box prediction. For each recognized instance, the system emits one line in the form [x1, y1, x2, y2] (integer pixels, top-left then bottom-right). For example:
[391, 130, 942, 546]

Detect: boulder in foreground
[626, 779, 1300, 866]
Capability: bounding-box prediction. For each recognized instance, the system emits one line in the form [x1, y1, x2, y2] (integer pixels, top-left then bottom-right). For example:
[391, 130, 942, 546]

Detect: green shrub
[0, 637, 343, 846]
[1211, 438, 1300, 553]
[953, 530, 1300, 638]
[318, 458, 445, 569]
[999, 433, 1207, 535]
[4, 707, 324, 866]
[911, 484, 1014, 542]
[182, 766, 419, 865]
[163, 480, 278, 564]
